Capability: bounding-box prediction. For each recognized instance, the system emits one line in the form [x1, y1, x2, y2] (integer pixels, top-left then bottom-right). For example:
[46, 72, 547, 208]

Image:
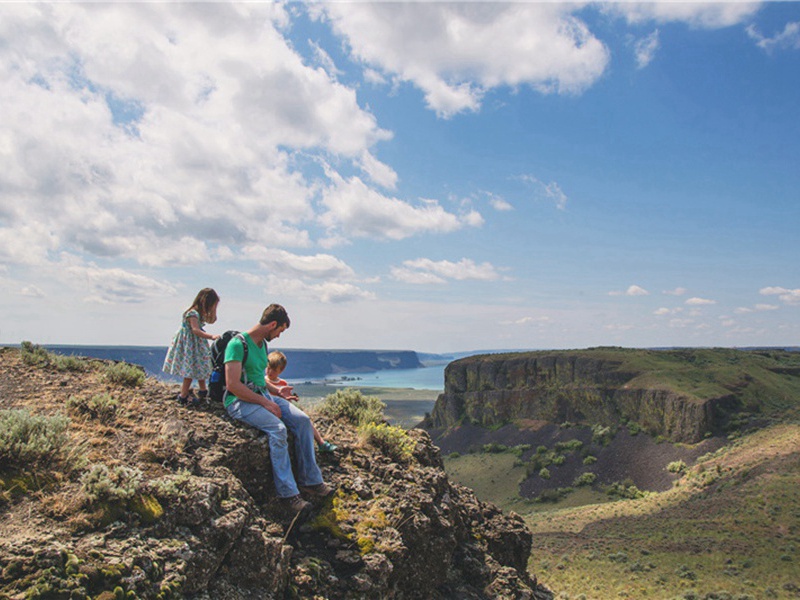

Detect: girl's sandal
[318, 441, 338, 454]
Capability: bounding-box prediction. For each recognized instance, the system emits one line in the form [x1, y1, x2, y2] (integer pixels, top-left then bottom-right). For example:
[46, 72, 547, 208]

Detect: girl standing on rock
[163, 288, 220, 405]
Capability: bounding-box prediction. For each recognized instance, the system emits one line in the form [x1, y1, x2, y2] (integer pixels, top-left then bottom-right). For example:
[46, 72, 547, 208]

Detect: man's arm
[225, 361, 281, 418]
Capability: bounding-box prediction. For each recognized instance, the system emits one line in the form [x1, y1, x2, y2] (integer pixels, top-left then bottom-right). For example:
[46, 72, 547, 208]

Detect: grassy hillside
[444, 424, 800, 599]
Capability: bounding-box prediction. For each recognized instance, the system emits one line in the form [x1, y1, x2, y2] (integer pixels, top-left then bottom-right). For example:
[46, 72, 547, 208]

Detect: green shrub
[67, 393, 119, 423]
[482, 443, 508, 454]
[103, 362, 146, 387]
[319, 388, 386, 426]
[555, 439, 583, 453]
[667, 460, 688, 474]
[606, 480, 646, 500]
[19, 341, 49, 366]
[51, 354, 89, 372]
[447, 452, 461, 459]
[0, 409, 70, 470]
[358, 422, 415, 462]
[574, 472, 597, 487]
[80, 463, 142, 504]
[539, 467, 551, 479]
[512, 444, 531, 457]
[591, 424, 613, 445]
[583, 455, 597, 465]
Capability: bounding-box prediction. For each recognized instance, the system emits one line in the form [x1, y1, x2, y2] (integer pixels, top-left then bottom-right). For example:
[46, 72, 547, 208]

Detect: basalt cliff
[425, 347, 800, 444]
[0, 346, 550, 600]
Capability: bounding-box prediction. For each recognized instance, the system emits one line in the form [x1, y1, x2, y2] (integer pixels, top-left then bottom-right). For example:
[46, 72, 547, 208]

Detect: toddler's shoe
[318, 441, 338, 454]
[176, 394, 189, 406]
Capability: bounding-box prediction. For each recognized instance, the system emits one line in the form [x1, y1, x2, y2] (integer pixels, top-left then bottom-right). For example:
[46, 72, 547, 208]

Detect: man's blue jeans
[226, 394, 323, 498]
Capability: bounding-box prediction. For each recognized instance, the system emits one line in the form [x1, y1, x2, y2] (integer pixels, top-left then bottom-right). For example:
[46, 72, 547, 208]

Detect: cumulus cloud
[65, 264, 177, 304]
[760, 286, 800, 305]
[610, 285, 649, 297]
[242, 247, 357, 281]
[316, 3, 610, 117]
[320, 172, 478, 240]
[0, 2, 392, 275]
[488, 194, 514, 211]
[391, 258, 505, 284]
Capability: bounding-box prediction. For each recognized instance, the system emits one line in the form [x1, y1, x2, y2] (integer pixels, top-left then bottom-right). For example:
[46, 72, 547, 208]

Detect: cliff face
[0, 348, 549, 600]
[429, 351, 740, 443]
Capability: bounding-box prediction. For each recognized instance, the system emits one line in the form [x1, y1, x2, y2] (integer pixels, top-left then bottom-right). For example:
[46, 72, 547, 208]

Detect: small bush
[80, 463, 142, 504]
[358, 422, 415, 462]
[19, 341, 49, 366]
[592, 424, 613, 445]
[512, 443, 531, 456]
[555, 439, 583, 453]
[539, 467, 551, 479]
[0, 409, 70, 471]
[319, 388, 386, 426]
[447, 452, 461, 459]
[482, 443, 509, 454]
[583, 455, 597, 465]
[574, 472, 597, 487]
[103, 362, 145, 387]
[51, 354, 89, 372]
[67, 393, 119, 423]
[667, 460, 688, 474]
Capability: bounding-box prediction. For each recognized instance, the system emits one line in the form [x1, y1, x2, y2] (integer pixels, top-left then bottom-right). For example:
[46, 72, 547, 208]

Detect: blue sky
[0, 2, 798, 352]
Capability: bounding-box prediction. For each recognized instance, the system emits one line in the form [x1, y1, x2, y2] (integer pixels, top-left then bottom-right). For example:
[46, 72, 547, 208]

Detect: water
[305, 365, 445, 390]
[42, 344, 447, 390]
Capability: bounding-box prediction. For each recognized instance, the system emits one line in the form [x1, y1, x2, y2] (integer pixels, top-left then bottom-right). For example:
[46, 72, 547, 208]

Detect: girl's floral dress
[162, 309, 212, 380]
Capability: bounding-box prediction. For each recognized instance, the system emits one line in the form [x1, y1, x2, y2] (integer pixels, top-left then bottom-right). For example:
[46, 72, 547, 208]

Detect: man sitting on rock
[223, 303, 333, 515]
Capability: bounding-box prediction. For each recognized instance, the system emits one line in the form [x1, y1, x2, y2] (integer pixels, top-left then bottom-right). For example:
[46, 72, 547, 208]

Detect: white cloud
[686, 297, 717, 305]
[607, 2, 761, 29]
[396, 258, 505, 283]
[519, 175, 569, 210]
[265, 275, 375, 304]
[0, 2, 394, 275]
[359, 151, 399, 190]
[760, 286, 800, 305]
[320, 172, 478, 240]
[499, 316, 551, 326]
[634, 30, 660, 68]
[654, 307, 683, 316]
[242, 248, 357, 281]
[663, 287, 688, 296]
[488, 194, 514, 211]
[66, 264, 177, 304]
[317, 3, 609, 117]
[747, 21, 800, 52]
[610, 285, 649, 297]
[391, 267, 447, 285]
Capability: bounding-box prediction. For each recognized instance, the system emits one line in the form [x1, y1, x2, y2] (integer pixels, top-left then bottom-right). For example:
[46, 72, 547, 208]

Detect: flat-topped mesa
[426, 348, 797, 444]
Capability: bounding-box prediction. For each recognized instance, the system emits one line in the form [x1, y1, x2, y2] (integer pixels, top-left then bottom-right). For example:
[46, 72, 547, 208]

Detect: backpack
[209, 330, 249, 402]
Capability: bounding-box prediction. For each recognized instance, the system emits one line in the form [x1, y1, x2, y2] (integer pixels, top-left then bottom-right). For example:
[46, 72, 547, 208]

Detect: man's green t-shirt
[223, 332, 268, 408]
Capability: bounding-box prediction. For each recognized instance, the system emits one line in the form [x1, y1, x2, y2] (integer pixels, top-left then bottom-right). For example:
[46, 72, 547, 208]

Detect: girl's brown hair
[186, 288, 219, 323]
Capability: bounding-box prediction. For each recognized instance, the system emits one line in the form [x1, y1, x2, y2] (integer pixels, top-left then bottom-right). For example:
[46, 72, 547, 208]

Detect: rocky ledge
[0, 347, 551, 599]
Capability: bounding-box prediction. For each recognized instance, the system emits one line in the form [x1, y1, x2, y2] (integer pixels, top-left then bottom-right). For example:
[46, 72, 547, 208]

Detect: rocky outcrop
[427, 350, 745, 443]
[0, 348, 550, 599]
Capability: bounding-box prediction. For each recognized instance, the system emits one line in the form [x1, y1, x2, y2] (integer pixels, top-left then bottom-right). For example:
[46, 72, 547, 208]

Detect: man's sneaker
[283, 494, 311, 515]
[318, 441, 338, 454]
[299, 482, 335, 498]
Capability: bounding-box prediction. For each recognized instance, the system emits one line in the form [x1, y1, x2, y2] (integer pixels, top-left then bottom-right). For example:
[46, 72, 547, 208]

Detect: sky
[0, 1, 798, 353]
